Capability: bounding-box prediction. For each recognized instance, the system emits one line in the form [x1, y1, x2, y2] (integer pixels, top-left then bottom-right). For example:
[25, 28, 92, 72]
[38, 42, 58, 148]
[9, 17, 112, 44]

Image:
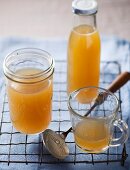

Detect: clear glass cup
[68, 86, 129, 153]
[3, 48, 54, 134]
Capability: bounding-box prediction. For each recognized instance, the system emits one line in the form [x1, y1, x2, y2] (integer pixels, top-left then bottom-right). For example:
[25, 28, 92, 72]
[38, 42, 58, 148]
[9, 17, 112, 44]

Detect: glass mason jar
[68, 86, 129, 153]
[3, 48, 54, 134]
[67, 0, 100, 94]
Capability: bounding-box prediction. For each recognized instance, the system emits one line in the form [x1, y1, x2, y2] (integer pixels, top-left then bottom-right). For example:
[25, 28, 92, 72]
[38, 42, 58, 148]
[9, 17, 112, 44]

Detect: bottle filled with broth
[67, 0, 101, 95]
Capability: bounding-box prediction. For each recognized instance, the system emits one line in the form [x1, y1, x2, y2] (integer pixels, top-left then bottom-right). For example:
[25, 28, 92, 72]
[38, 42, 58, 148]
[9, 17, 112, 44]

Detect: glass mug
[68, 86, 129, 153]
[3, 48, 54, 134]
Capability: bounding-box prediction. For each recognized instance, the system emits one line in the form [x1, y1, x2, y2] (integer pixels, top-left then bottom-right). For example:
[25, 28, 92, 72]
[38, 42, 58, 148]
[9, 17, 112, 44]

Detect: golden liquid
[7, 68, 52, 134]
[67, 25, 100, 96]
[74, 119, 110, 153]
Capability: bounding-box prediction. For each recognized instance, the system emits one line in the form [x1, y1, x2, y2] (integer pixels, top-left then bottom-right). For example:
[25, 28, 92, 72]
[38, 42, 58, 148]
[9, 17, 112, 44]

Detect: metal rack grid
[0, 60, 128, 166]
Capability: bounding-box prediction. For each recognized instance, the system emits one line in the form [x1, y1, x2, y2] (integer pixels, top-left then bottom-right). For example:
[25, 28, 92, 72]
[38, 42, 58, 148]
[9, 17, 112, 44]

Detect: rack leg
[121, 144, 128, 166]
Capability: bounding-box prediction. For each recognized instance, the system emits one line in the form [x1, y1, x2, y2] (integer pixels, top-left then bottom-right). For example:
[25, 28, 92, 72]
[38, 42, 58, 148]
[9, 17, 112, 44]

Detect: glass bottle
[67, 0, 101, 96]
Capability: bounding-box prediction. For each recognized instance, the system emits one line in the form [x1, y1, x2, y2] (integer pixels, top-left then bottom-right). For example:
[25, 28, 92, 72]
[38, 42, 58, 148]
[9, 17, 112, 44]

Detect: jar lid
[72, 0, 98, 15]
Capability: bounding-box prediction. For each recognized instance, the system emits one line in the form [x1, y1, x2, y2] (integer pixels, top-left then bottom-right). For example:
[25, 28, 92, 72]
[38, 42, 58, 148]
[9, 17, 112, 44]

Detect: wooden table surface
[0, 0, 129, 41]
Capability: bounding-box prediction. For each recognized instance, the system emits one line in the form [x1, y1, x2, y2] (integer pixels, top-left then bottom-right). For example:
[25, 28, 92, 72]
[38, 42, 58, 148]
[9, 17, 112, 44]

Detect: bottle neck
[73, 14, 97, 29]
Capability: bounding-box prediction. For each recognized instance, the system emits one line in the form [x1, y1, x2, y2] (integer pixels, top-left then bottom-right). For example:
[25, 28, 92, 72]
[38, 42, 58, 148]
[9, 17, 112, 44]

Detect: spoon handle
[107, 71, 130, 93]
[85, 71, 130, 116]
[84, 102, 97, 116]
[61, 127, 72, 139]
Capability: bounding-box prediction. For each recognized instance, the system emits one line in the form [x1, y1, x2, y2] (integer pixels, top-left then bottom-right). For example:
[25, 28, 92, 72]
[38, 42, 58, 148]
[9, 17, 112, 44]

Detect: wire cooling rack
[0, 60, 128, 166]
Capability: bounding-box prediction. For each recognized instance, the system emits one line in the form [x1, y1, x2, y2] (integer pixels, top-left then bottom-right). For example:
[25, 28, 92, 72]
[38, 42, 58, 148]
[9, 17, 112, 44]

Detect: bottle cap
[72, 0, 98, 15]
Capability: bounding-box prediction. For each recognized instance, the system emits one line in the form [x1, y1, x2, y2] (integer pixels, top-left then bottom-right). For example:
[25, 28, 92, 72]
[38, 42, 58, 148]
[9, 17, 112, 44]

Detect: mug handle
[110, 119, 129, 147]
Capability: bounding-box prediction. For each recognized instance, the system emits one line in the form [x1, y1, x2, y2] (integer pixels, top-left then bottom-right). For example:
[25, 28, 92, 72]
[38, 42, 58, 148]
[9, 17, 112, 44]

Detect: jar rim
[3, 48, 55, 84]
[68, 86, 119, 119]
